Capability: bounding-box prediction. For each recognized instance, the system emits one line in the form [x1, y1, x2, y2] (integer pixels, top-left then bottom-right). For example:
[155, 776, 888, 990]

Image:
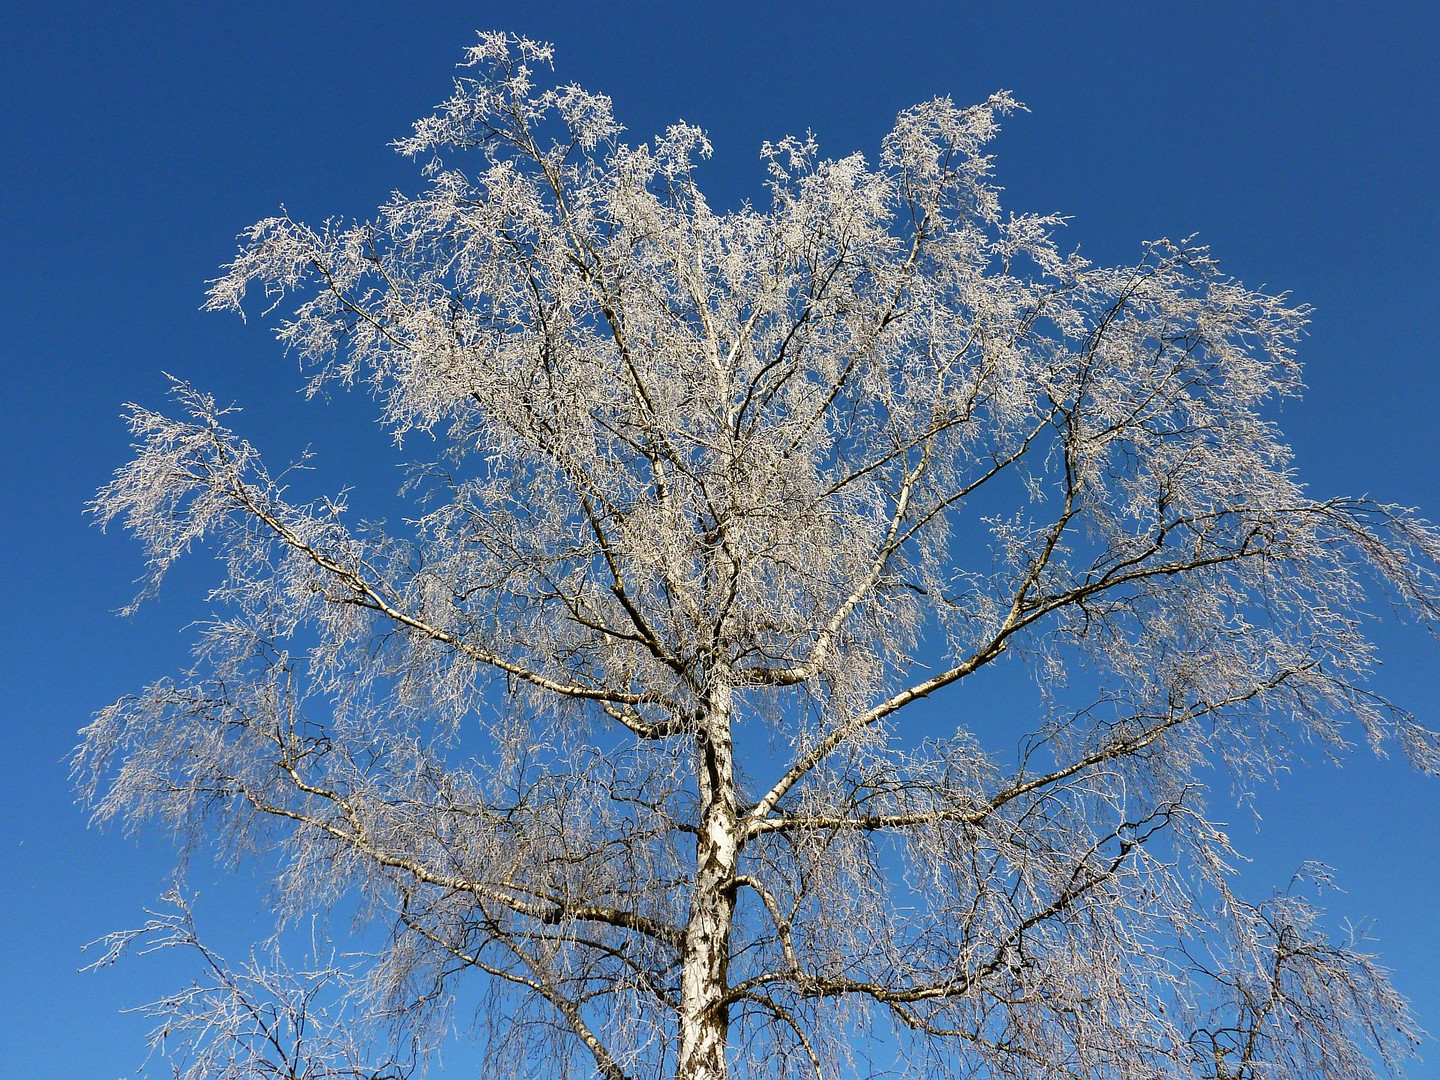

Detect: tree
[81, 31, 1440, 1080]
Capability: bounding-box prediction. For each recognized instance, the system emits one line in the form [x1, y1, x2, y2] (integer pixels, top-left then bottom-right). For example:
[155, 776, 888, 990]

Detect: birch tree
[81, 32, 1440, 1080]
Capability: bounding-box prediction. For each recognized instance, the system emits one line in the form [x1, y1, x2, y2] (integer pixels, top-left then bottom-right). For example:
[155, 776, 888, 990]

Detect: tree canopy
[82, 32, 1440, 1080]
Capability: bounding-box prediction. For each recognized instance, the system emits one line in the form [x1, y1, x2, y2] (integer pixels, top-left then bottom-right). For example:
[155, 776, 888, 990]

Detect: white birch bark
[678, 677, 739, 1080]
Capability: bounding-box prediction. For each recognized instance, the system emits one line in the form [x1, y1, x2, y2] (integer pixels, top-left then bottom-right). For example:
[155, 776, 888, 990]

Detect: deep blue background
[3, 3, 1437, 1075]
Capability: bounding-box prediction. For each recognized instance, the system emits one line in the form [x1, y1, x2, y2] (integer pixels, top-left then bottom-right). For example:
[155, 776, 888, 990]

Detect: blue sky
[3, 3, 1437, 1075]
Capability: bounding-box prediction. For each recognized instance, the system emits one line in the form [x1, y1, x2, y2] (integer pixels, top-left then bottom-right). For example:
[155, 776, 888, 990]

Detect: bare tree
[80, 32, 1440, 1080]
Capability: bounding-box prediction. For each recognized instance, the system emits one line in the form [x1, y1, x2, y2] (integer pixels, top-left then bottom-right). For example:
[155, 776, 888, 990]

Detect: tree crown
[82, 31, 1440, 1080]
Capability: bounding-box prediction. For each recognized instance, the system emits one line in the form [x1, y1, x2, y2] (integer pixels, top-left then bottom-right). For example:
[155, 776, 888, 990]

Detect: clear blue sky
[3, 3, 1437, 1075]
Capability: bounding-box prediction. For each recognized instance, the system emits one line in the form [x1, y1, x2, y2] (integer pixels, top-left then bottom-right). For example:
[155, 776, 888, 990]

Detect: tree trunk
[677, 678, 738, 1080]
